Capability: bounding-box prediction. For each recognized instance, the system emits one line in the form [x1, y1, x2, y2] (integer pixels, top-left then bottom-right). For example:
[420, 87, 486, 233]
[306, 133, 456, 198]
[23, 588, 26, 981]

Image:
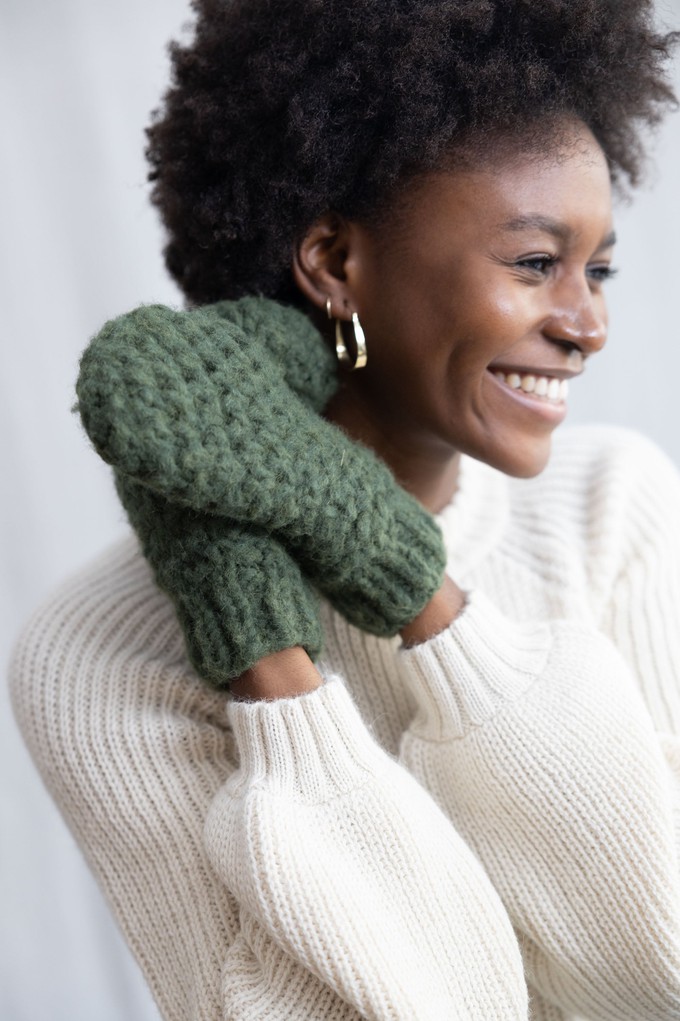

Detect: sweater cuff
[399, 589, 552, 740]
[227, 677, 390, 802]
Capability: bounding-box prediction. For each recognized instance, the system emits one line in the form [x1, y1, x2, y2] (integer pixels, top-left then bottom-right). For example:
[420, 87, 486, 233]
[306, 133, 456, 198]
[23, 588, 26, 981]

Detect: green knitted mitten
[77, 297, 446, 636]
[81, 298, 335, 683]
[207, 296, 338, 413]
[117, 475, 322, 684]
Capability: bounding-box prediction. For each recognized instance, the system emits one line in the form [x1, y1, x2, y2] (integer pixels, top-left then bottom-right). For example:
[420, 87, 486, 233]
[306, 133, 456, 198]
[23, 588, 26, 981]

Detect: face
[333, 120, 615, 478]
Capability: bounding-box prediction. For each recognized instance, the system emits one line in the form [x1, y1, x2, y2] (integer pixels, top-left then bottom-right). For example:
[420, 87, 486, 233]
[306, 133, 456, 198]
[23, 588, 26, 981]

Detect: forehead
[388, 125, 613, 247]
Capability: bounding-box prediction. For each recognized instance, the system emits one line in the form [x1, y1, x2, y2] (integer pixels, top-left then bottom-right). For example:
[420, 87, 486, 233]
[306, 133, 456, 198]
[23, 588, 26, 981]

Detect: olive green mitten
[79, 297, 334, 685]
[117, 475, 322, 685]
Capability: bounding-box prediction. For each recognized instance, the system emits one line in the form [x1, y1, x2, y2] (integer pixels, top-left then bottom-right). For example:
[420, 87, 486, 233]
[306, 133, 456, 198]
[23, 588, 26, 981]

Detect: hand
[116, 474, 323, 685]
[78, 297, 447, 637]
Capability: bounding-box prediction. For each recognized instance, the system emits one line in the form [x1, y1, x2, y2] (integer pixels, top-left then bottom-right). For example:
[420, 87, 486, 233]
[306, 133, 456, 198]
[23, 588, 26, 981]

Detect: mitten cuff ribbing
[181, 592, 322, 688]
[114, 476, 324, 687]
[399, 588, 552, 739]
[317, 492, 447, 637]
[227, 677, 391, 802]
[177, 543, 324, 686]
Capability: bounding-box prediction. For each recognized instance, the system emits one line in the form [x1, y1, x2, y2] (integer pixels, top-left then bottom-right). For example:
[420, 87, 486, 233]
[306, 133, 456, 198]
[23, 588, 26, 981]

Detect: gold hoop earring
[350, 312, 368, 369]
[334, 311, 368, 370]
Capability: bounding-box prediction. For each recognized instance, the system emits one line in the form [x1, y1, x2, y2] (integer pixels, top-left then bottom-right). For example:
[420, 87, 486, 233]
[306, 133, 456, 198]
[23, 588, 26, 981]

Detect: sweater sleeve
[7, 545, 526, 1021]
[397, 588, 680, 1021]
[204, 677, 530, 1021]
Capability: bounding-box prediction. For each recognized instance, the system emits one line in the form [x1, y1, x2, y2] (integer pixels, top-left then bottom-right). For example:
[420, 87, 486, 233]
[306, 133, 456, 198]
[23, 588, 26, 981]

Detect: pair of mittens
[76, 297, 446, 684]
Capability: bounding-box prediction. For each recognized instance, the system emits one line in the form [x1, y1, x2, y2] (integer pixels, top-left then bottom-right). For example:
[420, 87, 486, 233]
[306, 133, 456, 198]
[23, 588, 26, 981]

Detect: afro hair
[146, 0, 678, 305]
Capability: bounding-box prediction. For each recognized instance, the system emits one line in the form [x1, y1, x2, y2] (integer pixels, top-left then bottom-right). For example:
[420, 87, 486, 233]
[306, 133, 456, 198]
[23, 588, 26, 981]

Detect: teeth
[492, 370, 569, 404]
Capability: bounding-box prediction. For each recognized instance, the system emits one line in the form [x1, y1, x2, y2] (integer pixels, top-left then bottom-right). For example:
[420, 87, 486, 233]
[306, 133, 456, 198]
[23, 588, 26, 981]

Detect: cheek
[442, 284, 534, 373]
[359, 250, 536, 392]
[434, 298, 518, 379]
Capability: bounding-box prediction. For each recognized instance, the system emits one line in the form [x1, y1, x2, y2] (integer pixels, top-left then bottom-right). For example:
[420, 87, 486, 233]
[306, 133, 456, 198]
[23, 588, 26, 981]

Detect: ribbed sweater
[9, 423, 680, 1021]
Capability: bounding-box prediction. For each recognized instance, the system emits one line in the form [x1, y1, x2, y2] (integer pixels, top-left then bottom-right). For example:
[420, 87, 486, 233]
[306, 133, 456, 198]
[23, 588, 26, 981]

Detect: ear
[292, 213, 363, 320]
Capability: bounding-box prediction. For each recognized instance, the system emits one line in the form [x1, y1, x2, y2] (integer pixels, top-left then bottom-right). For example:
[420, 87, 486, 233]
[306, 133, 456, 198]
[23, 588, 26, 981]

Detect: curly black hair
[146, 0, 678, 306]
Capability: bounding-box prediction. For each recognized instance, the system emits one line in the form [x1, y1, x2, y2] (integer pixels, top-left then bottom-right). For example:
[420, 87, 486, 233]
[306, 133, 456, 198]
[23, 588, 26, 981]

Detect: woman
[9, 0, 680, 1018]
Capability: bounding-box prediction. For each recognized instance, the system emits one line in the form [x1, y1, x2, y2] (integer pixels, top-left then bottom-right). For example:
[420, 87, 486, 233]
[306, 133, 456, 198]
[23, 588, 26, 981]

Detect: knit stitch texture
[10, 424, 680, 1020]
[75, 298, 447, 678]
[116, 478, 323, 683]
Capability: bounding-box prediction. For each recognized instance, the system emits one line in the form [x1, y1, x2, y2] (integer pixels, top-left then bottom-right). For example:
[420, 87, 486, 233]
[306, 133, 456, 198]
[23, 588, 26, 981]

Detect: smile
[486, 369, 569, 424]
[492, 370, 569, 404]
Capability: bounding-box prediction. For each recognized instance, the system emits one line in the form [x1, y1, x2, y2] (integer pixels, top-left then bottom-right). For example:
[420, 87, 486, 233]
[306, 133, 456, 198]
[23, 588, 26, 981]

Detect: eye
[586, 264, 618, 283]
[515, 254, 557, 275]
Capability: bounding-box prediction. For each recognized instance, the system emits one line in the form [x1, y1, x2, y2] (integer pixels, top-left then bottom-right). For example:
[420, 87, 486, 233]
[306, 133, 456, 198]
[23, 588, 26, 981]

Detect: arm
[9, 543, 528, 1021]
[205, 672, 529, 1021]
[8, 546, 375, 1021]
[74, 300, 530, 1014]
[216, 585, 538, 1020]
[397, 583, 680, 1021]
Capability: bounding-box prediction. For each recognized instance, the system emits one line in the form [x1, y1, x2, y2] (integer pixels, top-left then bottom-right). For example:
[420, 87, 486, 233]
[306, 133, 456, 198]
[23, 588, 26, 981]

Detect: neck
[323, 384, 461, 514]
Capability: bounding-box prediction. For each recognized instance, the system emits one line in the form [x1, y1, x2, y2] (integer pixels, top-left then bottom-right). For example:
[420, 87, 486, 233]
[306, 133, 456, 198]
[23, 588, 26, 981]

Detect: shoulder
[437, 424, 677, 580]
[10, 536, 185, 674]
[504, 424, 680, 602]
[550, 421, 676, 480]
[508, 423, 678, 520]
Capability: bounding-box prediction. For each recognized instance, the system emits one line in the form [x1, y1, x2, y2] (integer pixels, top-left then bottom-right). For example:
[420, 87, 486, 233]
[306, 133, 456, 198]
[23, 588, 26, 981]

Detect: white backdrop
[2, 1, 679, 1018]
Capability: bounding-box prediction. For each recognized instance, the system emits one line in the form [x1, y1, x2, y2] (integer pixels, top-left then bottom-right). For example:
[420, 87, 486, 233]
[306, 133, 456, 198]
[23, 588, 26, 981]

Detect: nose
[543, 277, 608, 356]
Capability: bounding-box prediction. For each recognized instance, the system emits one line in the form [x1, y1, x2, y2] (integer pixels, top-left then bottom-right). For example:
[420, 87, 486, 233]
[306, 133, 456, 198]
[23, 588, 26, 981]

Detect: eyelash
[587, 264, 618, 283]
[516, 255, 558, 274]
[515, 255, 618, 282]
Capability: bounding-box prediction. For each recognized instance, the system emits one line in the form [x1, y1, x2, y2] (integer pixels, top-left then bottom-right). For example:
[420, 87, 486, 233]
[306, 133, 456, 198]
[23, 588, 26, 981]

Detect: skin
[231, 119, 616, 700]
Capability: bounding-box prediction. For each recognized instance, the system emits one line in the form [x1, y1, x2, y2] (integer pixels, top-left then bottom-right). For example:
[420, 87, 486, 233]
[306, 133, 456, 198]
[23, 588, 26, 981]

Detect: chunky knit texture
[77, 297, 339, 680]
[75, 298, 447, 648]
[115, 478, 323, 683]
[10, 424, 680, 1021]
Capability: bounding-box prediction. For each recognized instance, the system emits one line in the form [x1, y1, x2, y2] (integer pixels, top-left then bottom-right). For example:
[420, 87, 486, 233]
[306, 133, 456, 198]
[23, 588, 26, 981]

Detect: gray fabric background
[2, 1, 679, 1017]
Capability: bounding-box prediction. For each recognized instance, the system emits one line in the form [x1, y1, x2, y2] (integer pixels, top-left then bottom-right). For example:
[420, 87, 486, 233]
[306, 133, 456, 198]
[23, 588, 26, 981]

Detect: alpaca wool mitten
[79, 297, 336, 681]
[116, 475, 323, 684]
[208, 296, 338, 413]
[77, 298, 446, 635]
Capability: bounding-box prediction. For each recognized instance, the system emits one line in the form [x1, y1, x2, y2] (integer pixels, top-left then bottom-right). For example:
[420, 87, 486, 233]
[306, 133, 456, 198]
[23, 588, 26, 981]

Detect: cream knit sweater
[9, 424, 680, 1021]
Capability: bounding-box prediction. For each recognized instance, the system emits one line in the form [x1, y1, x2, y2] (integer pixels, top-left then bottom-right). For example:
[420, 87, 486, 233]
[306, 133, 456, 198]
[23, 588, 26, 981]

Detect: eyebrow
[499, 214, 617, 250]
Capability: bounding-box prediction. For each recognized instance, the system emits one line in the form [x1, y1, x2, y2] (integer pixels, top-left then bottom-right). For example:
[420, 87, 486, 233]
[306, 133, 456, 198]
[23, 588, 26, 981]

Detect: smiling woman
[309, 119, 615, 491]
[9, 2, 680, 1020]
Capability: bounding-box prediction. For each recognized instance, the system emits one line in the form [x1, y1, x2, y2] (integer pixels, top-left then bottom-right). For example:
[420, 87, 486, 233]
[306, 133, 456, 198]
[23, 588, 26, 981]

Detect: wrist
[400, 575, 466, 647]
[230, 646, 323, 701]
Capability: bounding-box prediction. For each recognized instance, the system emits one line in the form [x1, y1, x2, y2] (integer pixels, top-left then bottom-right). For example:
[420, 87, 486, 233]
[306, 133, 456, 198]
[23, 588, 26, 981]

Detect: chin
[470, 434, 554, 479]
